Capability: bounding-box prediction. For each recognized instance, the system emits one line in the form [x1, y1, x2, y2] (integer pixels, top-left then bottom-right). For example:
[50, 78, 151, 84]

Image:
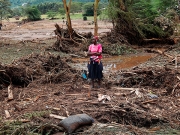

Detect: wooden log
[175, 55, 177, 68]
[142, 99, 157, 104]
[7, 85, 13, 101]
[5, 110, 11, 118]
[157, 50, 174, 59]
[49, 114, 66, 120]
[12, 103, 22, 111]
[145, 49, 174, 59]
[66, 94, 81, 96]
[114, 93, 126, 96]
[111, 87, 139, 91]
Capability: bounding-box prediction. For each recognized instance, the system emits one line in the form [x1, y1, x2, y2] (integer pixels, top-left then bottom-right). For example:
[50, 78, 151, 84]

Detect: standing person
[87, 36, 103, 88]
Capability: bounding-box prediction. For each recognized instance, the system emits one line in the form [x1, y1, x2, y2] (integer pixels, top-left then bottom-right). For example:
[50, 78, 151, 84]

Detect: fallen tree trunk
[142, 38, 175, 45]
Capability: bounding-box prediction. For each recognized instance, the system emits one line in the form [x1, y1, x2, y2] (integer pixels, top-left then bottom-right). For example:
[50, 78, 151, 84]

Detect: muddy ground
[0, 19, 180, 135]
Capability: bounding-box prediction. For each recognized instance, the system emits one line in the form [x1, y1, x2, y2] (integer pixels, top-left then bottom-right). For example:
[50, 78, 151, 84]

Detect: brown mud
[0, 19, 180, 135]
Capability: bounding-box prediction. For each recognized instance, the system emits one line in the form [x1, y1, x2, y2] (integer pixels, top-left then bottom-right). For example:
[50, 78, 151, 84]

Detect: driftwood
[5, 110, 11, 118]
[142, 38, 175, 45]
[7, 85, 13, 101]
[142, 99, 157, 104]
[156, 49, 174, 59]
[146, 48, 174, 59]
[49, 114, 66, 120]
[12, 103, 22, 111]
[111, 87, 139, 91]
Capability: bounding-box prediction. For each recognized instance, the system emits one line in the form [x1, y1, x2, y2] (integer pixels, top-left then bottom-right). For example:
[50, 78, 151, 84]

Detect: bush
[24, 6, 41, 21]
[46, 11, 58, 19]
[82, 2, 101, 16]
[139, 23, 171, 38]
[83, 16, 87, 21]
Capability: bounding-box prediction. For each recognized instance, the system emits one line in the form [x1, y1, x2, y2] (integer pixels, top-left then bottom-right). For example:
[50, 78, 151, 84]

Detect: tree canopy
[0, 0, 12, 21]
[10, 0, 108, 8]
[104, 0, 179, 44]
[22, 6, 41, 21]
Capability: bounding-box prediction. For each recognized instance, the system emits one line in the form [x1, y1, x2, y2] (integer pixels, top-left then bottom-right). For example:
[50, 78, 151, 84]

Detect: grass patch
[0, 111, 54, 135]
[5, 13, 97, 23]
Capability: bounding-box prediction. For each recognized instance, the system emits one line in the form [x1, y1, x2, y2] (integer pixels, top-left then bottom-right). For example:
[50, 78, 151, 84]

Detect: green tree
[103, 0, 178, 44]
[11, 8, 22, 17]
[37, 2, 64, 14]
[83, 2, 102, 16]
[46, 11, 58, 19]
[0, 0, 12, 21]
[59, 8, 65, 16]
[70, 2, 82, 13]
[23, 6, 41, 21]
[82, 2, 94, 16]
[130, 0, 177, 23]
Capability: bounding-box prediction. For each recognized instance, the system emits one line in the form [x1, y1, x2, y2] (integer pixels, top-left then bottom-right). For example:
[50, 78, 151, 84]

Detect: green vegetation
[103, 44, 136, 55]
[0, 0, 12, 21]
[22, 6, 41, 21]
[37, 2, 64, 14]
[46, 11, 58, 19]
[9, 0, 108, 8]
[82, 2, 94, 16]
[0, 111, 56, 135]
[102, 0, 179, 44]
[1, 0, 179, 41]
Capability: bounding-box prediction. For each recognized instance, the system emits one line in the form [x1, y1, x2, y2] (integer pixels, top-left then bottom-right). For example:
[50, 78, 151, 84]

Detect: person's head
[92, 36, 98, 44]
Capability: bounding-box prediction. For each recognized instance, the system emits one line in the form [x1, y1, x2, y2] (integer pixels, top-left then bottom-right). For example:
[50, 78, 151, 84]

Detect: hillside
[10, 0, 108, 8]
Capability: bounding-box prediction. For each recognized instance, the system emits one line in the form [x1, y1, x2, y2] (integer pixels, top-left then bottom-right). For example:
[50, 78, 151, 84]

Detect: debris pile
[0, 53, 80, 88]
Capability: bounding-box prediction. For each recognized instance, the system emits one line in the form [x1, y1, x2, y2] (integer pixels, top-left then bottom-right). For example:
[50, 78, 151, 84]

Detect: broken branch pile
[0, 53, 80, 87]
[108, 67, 180, 94]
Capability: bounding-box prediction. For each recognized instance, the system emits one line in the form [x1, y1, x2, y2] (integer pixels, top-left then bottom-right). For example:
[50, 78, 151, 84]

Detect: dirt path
[0, 19, 113, 41]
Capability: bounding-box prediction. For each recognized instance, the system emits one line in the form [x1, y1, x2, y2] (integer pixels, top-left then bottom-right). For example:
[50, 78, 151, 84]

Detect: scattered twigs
[111, 87, 139, 91]
[171, 76, 180, 95]
[141, 99, 157, 104]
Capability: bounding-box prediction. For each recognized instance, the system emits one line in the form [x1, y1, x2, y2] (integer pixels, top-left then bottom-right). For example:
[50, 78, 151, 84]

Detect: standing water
[71, 53, 156, 73]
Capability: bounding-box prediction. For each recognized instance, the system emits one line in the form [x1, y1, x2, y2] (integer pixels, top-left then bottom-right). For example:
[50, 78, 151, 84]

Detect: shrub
[83, 16, 87, 21]
[24, 6, 41, 21]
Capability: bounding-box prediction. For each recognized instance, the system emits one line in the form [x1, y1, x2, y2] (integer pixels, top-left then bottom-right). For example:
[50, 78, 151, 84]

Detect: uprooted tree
[105, 0, 178, 45]
[52, 0, 90, 53]
[53, 0, 103, 52]
[53, 0, 178, 53]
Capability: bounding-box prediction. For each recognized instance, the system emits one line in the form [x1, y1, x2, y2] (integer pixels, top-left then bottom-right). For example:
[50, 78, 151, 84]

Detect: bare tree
[94, 0, 100, 36]
[62, 0, 73, 36]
